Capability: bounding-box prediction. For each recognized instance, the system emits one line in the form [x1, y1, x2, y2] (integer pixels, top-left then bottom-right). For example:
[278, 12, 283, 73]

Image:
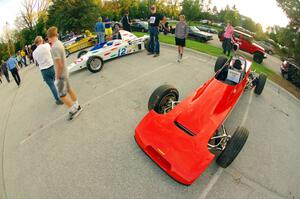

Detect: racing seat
[224, 59, 243, 85]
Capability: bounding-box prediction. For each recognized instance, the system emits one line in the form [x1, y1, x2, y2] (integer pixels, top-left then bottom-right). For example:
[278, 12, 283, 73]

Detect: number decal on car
[118, 48, 127, 56]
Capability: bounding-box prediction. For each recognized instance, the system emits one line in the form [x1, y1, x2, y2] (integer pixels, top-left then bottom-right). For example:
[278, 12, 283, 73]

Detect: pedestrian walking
[148, 5, 167, 57]
[95, 17, 105, 44]
[121, 11, 131, 32]
[47, 26, 82, 120]
[175, 15, 188, 62]
[20, 49, 27, 66]
[33, 36, 63, 105]
[16, 51, 23, 68]
[104, 16, 113, 39]
[1, 60, 10, 83]
[222, 21, 234, 56]
[6, 55, 21, 86]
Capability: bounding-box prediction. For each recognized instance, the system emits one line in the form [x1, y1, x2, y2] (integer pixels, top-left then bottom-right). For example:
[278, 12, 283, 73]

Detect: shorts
[105, 28, 113, 36]
[175, 37, 186, 47]
[56, 78, 71, 97]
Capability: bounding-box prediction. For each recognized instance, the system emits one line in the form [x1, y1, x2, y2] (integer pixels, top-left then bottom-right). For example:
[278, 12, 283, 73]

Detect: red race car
[135, 45, 267, 185]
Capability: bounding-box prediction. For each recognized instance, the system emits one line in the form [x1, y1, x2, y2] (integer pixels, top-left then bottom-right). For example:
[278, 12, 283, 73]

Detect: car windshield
[190, 26, 200, 32]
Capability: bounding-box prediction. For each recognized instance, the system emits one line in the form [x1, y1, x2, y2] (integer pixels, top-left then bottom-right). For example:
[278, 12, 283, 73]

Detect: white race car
[68, 30, 150, 73]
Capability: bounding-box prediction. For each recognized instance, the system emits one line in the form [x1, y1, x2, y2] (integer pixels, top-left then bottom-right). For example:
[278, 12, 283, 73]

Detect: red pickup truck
[219, 30, 267, 64]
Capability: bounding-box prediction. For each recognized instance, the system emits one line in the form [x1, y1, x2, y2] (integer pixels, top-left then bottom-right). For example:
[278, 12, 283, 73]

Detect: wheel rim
[90, 58, 102, 70]
[158, 94, 177, 114]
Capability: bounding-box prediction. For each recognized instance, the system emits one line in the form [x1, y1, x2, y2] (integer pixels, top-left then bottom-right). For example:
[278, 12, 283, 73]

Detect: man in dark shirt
[148, 5, 166, 57]
[121, 11, 131, 32]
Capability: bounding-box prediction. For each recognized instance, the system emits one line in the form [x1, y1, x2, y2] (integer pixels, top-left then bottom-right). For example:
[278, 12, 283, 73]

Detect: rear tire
[148, 85, 179, 114]
[144, 39, 150, 52]
[77, 50, 88, 58]
[216, 127, 249, 168]
[254, 74, 267, 95]
[253, 52, 263, 64]
[214, 56, 228, 72]
[87, 56, 103, 73]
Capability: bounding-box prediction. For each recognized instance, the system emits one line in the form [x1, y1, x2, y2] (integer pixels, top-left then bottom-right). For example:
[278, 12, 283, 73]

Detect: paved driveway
[0, 45, 299, 199]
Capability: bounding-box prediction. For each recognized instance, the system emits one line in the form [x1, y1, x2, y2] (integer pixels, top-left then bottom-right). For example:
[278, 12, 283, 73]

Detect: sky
[0, 0, 290, 36]
[210, 0, 289, 29]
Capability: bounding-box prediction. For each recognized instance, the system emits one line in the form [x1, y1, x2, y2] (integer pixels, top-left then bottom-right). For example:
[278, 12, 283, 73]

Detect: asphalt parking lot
[0, 45, 299, 199]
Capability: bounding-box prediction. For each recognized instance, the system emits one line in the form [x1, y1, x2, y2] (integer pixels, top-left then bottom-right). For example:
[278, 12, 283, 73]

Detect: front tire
[253, 52, 263, 64]
[214, 56, 228, 72]
[216, 127, 249, 168]
[148, 85, 179, 114]
[254, 74, 267, 95]
[87, 56, 103, 73]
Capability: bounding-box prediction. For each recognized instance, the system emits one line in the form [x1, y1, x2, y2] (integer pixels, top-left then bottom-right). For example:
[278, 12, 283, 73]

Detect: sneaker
[147, 52, 154, 55]
[153, 53, 159, 58]
[68, 105, 83, 120]
[56, 100, 64, 105]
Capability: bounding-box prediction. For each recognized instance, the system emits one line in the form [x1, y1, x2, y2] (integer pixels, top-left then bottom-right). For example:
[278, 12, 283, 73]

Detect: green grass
[134, 31, 277, 79]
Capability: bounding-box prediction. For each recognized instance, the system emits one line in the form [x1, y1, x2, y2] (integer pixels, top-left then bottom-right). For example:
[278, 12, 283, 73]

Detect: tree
[181, 0, 202, 22]
[47, 0, 101, 33]
[223, 5, 240, 26]
[276, 0, 300, 64]
[276, 0, 300, 27]
[16, 0, 51, 30]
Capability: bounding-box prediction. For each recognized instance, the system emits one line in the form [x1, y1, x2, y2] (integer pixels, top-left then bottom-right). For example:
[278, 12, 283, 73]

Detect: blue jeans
[41, 66, 60, 102]
[98, 32, 105, 44]
[149, 26, 160, 54]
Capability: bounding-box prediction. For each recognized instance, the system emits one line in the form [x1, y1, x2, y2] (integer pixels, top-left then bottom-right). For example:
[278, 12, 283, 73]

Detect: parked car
[65, 31, 97, 57]
[68, 31, 150, 73]
[197, 26, 218, 34]
[219, 30, 267, 64]
[280, 58, 300, 82]
[255, 40, 275, 55]
[188, 26, 213, 43]
[131, 21, 149, 32]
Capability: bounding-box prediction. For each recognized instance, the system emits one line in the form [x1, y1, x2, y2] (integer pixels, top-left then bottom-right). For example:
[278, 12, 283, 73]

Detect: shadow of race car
[68, 30, 150, 73]
[135, 44, 267, 185]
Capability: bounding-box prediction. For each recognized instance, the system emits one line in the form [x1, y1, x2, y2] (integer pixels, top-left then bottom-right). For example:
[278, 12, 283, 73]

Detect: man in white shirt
[33, 36, 63, 105]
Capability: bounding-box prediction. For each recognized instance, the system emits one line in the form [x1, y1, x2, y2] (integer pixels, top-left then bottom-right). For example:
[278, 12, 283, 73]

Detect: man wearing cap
[33, 36, 63, 105]
[148, 5, 167, 57]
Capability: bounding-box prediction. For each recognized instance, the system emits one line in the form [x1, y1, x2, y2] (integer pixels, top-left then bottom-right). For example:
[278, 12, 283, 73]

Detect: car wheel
[87, 56, 103, 73]
[77, 50, 88, 58]
[253, 53, 263, 64]
[214, 56, 228, 73]
[254, 74, 267, 95]
[148, 85, 179, 114]
[144, 39, 150, 52]
[65, 50, 71, 58]
[216, 127, 249, 168]
[283, 73, 289, 80]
